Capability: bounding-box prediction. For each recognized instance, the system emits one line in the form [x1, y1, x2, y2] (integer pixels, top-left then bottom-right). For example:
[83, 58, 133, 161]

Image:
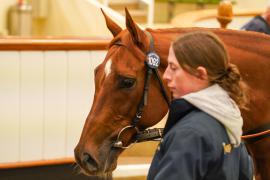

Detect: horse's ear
[125, 8, 147, 50]
[101, 8, 122, 37]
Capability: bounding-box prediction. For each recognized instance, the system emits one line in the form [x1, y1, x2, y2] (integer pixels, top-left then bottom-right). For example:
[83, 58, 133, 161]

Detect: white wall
[32, 0, 124, 38]
[0, 0, 124, 37]
[235, 0, 269, 10]
[0, 50, 106, 163]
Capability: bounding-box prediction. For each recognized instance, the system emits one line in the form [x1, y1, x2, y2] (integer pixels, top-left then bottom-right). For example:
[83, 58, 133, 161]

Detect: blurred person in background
[241, 1, 270, 34]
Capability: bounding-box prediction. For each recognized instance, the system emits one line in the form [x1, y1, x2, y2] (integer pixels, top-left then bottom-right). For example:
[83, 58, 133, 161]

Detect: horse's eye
[118, 77, 136, 89]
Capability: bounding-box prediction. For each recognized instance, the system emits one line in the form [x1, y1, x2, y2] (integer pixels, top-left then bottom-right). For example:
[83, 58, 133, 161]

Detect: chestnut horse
[75, 9, 270, 180]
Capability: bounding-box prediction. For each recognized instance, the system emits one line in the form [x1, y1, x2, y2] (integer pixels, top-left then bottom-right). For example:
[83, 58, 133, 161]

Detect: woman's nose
[163, 67, 170, 82]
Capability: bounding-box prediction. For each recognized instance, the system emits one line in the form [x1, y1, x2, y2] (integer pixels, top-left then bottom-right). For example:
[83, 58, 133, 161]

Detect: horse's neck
[151, 27, 270, 57]
[150, 27, 270, 72]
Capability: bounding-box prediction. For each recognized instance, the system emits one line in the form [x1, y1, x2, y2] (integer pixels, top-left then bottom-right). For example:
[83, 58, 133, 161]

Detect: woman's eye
[170, 66, 177, 71]
[118, 77, 136, 89]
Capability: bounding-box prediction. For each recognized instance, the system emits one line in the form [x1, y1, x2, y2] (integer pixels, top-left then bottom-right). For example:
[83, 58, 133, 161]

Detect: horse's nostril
[82, 153, 98, 172]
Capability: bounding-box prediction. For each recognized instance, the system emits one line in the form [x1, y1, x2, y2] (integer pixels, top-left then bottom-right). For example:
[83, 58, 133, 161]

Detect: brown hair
[172, 31, 249, 109]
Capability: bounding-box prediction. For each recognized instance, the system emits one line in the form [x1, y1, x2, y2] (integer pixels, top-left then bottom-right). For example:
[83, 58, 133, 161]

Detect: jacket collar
[163, 99, 197, 135]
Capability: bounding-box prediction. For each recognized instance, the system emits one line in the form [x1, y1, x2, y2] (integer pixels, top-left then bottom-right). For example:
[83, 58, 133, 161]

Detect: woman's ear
[196, 66, 208, 80]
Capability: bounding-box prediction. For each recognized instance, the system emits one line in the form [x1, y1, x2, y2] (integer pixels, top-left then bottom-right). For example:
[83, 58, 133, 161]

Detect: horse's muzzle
[74, 146, 100, 175]
[82, 152, 99, 172]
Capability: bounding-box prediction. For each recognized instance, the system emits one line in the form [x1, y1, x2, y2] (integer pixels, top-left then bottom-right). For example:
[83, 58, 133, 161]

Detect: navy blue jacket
[241, 15, 270, 34]
[147, 99, 253, 180]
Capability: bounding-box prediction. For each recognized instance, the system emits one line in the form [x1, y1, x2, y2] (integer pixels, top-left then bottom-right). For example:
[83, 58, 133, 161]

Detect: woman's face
[163, 45, 209, 99]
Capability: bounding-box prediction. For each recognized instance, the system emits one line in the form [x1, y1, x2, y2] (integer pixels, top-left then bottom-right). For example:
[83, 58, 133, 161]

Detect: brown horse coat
[75, 9, 270, 180]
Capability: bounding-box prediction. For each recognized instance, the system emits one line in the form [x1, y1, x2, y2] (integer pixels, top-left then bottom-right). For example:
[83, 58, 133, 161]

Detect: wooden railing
[0, 37, 109, 50]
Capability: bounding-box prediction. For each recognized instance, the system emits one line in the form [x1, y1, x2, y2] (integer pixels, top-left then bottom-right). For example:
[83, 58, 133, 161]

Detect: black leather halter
[113, 31, 170, 149]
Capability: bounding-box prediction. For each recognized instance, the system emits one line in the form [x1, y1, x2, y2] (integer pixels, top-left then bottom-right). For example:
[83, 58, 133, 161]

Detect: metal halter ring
[136, 113, 142, 119]
[113, 125, 139, 149]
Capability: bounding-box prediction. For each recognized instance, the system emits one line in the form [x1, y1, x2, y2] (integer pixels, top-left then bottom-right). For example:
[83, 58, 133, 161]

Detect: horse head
[74, 9, 169, 176]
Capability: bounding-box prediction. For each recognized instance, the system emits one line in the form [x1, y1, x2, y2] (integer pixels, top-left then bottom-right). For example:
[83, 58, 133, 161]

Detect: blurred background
[0, 0, 268, 180]
[0, 0, 269, 37]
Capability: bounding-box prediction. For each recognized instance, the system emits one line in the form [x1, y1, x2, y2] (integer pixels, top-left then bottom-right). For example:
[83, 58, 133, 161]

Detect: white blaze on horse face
[104, 59, 112, 77]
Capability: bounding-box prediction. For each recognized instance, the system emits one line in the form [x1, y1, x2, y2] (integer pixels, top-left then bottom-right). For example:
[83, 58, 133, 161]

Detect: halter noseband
[113, 31, 170, 149]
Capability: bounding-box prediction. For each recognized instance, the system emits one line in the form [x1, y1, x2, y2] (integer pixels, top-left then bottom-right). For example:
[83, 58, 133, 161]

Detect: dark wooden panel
[0, 163, 112, 180]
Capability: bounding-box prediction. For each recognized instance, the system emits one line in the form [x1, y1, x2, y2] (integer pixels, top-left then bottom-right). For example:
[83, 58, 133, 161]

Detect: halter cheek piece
[113, 31, 170, 149]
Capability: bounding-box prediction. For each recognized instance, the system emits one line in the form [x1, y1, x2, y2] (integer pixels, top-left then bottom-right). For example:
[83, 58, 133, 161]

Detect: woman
[147, 31, 253, 180]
